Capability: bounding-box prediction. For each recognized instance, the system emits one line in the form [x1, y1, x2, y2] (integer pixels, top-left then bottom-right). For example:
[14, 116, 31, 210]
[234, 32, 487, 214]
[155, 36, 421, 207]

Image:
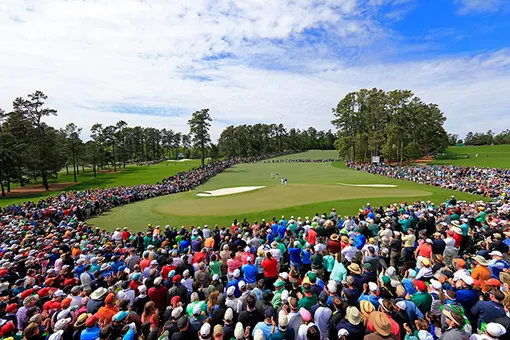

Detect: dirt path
[1, 182, 77, 197]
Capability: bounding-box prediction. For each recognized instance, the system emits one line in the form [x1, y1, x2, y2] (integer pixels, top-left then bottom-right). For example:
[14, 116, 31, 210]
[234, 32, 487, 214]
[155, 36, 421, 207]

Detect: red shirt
[417, 243, 432, 258]
[148, 286, 168, 312]
[453, 233, 462, 247]
[193, 252, 206, 264]
[307, 229, 317, 245]
[140, 258, 151, 271]
[161, 265, 176, 280]
[262, 258, 278, 278]
[121, 231, 130, 241]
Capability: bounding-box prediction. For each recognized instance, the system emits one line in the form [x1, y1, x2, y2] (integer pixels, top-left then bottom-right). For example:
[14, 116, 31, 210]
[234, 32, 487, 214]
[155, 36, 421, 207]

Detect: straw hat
[90, 287, 107, 300]
[271, 241, 279, 249]
[359, 300, 375, 318]
[348, 263, 362, 275]
[346, 306, 362, 325]
[330, 234, 339, 241]
[473, 255, 489, 266]
[74, 314, 91, 328]
[370, 312, 392, 337]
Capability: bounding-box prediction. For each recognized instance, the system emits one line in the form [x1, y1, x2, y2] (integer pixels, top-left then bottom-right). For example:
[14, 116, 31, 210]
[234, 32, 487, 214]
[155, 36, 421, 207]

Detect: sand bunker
[174, 159, 191, 162]
[196, 186, 265, 197]
[338, 183, 397, 188]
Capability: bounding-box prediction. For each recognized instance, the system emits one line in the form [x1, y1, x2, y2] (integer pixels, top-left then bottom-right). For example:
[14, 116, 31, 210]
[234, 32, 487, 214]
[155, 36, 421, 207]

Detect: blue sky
[1, 0, 509, 139]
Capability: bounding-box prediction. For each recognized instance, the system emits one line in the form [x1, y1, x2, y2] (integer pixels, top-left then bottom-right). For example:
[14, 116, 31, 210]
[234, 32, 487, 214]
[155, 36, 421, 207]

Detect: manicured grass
[89, 160, 482, 231]
[271, 149, 339, 160]
[0, 160, 201, 206]
[433, 145, 510, 168]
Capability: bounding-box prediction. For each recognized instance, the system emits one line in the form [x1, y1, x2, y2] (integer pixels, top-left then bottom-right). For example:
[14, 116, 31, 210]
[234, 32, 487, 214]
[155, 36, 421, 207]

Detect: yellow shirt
[402, 234, 416, 248]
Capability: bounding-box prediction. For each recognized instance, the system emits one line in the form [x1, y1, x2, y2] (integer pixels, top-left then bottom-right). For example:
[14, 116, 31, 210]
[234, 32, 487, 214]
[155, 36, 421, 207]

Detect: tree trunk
[66, 164, 69, 175]
[73, 156, 77, 182]
[201, 143, 205, 167]
[0, 170, 5, 197]
[6, 177, 10, 192]
[93, 165, 97, 178]
[18, 166, 23, 187]
[400, 140, 404, 166]
[113, 144, 117, 172]
[82, 164, 85, 172]
[33, 171, 37, 182]
[42, 171, 49, 191]
[54, 172, 58, 180]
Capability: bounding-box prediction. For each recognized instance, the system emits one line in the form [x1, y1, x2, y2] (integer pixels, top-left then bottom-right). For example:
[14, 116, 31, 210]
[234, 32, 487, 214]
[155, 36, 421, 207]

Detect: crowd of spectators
[347, 163, 510, 198]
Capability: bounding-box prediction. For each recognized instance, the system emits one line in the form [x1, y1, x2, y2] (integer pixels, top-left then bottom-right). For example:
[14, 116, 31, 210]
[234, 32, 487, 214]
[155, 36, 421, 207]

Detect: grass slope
[89, 159, 482, 231]
[271, 149, 339, 160]
[0, 160, 201, 206]
[433, 145, 510, 168]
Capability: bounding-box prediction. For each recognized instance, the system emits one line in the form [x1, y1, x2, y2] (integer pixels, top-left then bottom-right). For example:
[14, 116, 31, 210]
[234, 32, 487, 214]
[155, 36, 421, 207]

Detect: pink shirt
[227, 258, 240, 274]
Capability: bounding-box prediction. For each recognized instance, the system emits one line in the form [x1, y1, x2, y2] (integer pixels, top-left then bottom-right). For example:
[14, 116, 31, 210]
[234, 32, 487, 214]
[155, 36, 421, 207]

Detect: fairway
[88, 151, 482, 230]
[0, 160, 201, 206]
[433, 145, 510, 168]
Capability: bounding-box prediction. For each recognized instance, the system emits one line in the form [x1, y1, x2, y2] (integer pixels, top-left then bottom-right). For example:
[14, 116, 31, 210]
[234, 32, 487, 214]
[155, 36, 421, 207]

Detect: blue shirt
[456, 288, 479, 319]
[253, 321, 273, 339]
[302, 250, 311, 265]
[278, 225, 286, 239]
[403, 300, 424, 322]
[471, 300, 506, 328]
[358, 293, 380, 309]
[289, 248, 302, 263]
[242, 264, 258, 284]
[81, 325, 101, 340]
[225, 278, 242, 298]
[179, 240, 190, 253]
[402, 278, 417, 295]
[354, 234, 366, 249]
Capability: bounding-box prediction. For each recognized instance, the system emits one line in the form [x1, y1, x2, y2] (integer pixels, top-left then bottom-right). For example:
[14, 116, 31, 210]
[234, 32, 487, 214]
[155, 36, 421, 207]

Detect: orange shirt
[96, 305, 118, 324]
[204, 238, 214, 248]
[472, 265, 492, 290]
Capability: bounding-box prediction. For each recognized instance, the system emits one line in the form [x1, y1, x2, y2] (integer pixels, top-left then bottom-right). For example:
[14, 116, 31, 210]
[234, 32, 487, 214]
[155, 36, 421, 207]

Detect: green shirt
[476, 211, 487, 223]
[368, 224, 379, 237]
[323, 255, 335, 272]
[460, 223, 470, 236]
[209, 261, 222, 276]
[298, 294, 317, 311]
[268, 329, 296, 340]
[411, 292, 432, 314]
[272, 289, 283, 310]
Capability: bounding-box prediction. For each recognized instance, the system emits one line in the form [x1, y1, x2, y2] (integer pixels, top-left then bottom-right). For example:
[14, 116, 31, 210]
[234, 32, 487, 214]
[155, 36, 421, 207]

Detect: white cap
[430, 279, 442, 290]
[138, 285, 147, 293]
[327, 281, 337, 293]
[487, 323, 507, 337]
[171, 306, 183, 319]
[490, 251, 503, 257]
[193, 303, 202, 315]
[224, 307, 234, 322]
[238, 281, 246, 289]
[338, 329, 350, 337]
[396, 301, 407, 310]
[460, 275, 474, 286]
[418, 330, 434, 340]
[233, 269, 241, 278]
[150, 260, 158, 266]
[53, 289, 64, 297]
[234, 322, 244, 339]
[254, 329, 264, 340]
[212, 274, 219, 281]
[154, 277, 163, 285]
[278, 310, 289, 327]
[368, 282, 378, 292]
[279, 272, 289, 280]
[200, 323, 211, 337]
[227, 286, 236, 296]
[54, 318, 71, 331]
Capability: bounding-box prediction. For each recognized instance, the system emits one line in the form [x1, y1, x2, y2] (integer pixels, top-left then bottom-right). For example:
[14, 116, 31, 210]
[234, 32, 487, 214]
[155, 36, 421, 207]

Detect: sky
[1, 0, 510, 140]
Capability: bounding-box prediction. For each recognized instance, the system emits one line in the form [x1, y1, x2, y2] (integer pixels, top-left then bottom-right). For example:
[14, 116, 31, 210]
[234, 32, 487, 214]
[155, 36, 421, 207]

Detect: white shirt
[117, 289, 135, 306]
[342, 246, 358, 262]
[453, 269, 470, 281]
[444, 237, 455, 249]
[296, 323, 315, 340]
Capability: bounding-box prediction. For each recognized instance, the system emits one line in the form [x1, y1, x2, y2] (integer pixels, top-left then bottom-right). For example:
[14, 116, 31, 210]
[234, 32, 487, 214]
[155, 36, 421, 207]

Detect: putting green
[152, 183, 430, 216]
[88, 151, 483, 230]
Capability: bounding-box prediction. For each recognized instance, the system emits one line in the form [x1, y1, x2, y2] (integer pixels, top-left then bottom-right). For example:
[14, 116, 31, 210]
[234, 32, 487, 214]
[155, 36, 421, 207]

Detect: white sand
[196, 186, 265, 197]
[174, 159, 191, 162]
[338, 183, 397, 188]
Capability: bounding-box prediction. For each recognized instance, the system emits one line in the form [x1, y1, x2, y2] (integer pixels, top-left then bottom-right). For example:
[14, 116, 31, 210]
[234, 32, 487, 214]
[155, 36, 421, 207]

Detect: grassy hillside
[433, 145, 510, 168]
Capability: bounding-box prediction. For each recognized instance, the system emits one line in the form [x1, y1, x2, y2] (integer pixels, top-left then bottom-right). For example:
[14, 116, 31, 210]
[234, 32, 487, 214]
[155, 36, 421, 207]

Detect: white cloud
[454, 0, 505, 14]
[0, 0, 509, 142]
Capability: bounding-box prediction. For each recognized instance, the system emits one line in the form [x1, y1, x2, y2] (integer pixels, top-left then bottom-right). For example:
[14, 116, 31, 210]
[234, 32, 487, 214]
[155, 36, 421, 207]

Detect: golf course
[87, 150, 485, 230]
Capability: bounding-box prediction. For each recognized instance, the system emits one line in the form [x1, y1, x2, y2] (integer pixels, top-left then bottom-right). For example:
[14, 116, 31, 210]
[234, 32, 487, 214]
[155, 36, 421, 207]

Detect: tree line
[448, 130, 510, 146]
[331, 88, 449, 164]
[217, 124, 336, 157]
[0, 91, 213, 196]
